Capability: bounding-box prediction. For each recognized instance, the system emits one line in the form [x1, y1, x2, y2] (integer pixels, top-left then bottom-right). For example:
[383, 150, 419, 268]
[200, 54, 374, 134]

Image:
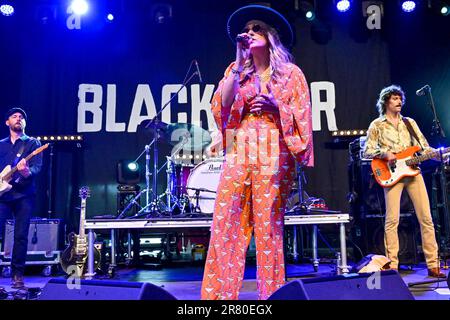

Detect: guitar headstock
[79, 186, 91, 200]
[31, 143, 49, 156]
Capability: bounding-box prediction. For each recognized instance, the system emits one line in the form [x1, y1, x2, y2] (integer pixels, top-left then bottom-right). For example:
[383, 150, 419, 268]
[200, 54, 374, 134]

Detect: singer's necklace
[256, 66, 272, 83]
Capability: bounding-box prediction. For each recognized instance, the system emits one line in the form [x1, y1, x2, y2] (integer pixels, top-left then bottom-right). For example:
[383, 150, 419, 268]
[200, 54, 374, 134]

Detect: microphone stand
[139, 60, 201, 217]
[408, 86, 449, 287]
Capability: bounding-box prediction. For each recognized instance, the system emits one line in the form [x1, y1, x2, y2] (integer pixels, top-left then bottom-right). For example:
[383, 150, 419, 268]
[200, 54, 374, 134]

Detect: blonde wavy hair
[242, 20, 294, 83]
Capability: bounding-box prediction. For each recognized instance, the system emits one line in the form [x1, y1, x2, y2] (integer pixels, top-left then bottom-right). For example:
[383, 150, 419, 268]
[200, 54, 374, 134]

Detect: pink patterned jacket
[210, 62, 314, 167]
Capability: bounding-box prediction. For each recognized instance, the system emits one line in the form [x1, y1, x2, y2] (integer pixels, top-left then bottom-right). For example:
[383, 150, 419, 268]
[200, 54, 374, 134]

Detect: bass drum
[186, 158, 224, 214]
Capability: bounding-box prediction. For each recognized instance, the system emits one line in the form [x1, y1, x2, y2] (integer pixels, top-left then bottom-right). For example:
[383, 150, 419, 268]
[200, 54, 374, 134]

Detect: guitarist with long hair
[0, 108, 43, 288]
[363, 85, 446, 278]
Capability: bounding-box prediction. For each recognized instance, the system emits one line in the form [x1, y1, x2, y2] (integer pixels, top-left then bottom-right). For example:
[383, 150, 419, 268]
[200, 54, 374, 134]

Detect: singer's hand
[249, 84, 279, 114]
[235, 33, 251, 68]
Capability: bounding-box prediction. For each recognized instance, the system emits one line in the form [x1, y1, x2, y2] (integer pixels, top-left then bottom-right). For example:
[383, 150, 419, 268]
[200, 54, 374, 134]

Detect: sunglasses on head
[242, 24, 265, 34]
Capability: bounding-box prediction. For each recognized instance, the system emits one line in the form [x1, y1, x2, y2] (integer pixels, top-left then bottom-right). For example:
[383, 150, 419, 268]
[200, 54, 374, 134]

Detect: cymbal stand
[116, 139, 157, 219]
[132, 143, 160, 217]
[142, 60, 201, 217]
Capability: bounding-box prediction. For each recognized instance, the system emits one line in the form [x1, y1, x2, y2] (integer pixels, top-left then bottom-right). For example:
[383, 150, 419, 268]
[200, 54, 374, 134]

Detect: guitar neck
[406, 147, 450, 166]
[79, 199, 86, 238]
[3, 151, 37, 181]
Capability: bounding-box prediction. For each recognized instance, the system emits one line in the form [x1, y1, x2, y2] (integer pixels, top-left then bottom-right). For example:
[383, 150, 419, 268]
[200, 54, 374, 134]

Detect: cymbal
[166, 123, 212, 151]
[138, 119, 170, 133]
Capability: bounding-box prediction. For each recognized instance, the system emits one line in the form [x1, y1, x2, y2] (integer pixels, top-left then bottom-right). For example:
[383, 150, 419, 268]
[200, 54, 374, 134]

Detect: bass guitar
[0, 143, 49, 196]
[60, 186, 100, 277]
[371, 145, 450, 187]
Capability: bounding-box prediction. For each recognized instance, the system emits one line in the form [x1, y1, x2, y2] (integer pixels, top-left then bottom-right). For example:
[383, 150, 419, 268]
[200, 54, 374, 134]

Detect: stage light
[306, 11, 315, 20]
[117, 160, 140, 185]
[127, 161, 139, 172]
[336, 0, 351, 12]
[401, 1, 416, 13]
[441, 5, 449, 15]
[107, 13, 114, 21]
[35, 135, 83, 142]
[298, 1, 316, 21]
[70, 0, 88, 15]
[151, 3, 173, 24]
[0, 3, 14, 16]
[331, 129, 367, 137]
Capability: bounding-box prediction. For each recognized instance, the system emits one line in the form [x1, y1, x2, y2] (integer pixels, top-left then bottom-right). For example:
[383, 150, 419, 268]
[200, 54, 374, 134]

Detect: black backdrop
[0, 0, 449, 233]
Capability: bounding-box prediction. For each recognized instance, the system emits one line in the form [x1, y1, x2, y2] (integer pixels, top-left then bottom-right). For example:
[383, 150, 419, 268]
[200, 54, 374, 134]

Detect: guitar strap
[10, 138, 29, 183]
[12, 143, 27, 167]
[403, 117, 424, 151]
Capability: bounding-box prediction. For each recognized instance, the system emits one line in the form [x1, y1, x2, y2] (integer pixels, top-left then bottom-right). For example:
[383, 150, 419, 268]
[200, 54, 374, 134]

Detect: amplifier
[1, 218, 63, 255]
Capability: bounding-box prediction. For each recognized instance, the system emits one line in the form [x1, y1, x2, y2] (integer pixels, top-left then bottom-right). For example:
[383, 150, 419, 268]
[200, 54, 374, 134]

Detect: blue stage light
[336, 0, 351, 12]
[401, 1, 416, 13]
[0, 4, 14, 16]
[107, 13, 114, 21]
[441, 5, 449, 15]
[305, 10, 315, 21]
[70, 0, 89, 15]
[127, 162, 139, 172]
[298, 1, 316, 21]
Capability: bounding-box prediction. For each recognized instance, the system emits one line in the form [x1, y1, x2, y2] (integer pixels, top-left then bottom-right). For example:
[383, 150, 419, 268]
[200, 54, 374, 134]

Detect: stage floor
[0, 261, 449, 300]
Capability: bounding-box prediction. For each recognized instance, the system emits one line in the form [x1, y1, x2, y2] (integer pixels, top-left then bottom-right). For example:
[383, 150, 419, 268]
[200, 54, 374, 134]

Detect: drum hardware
[185, 158, 224, 215]
[157, 154, 191, 217]
[186, 187, 217, 214]
[117, 188, 145, 219]
[153, 122, 212, 217]
[122, 61, 202, 219]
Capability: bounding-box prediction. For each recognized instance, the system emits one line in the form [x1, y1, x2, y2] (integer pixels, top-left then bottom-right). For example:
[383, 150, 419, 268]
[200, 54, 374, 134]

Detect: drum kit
[114, 60, 226, 219]
[118, 118, 223, 219]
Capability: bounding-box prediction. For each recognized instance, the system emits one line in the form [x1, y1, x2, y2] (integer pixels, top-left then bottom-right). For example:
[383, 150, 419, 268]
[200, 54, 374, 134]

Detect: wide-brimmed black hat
[227, 5, 294, 47]
[5, 107, 27, 121]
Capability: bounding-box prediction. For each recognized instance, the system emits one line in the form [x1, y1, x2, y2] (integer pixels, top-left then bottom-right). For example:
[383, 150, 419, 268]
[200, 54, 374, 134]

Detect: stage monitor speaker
[351, 213, 419, 265]
[39, 278, 177, 300]
[268, 270, 414, 300]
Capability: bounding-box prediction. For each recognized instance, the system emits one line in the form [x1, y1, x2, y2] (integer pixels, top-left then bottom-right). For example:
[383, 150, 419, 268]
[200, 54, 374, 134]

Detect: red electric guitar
[371, 145, 450, 187]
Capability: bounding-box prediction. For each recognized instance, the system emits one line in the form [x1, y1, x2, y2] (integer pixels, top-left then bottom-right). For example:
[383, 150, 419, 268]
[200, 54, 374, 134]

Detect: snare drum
[186, 159, 224, 214]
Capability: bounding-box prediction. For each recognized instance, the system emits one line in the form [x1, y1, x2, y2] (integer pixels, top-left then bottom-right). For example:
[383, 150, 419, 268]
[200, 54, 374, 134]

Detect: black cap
[5, 107, 27, 121]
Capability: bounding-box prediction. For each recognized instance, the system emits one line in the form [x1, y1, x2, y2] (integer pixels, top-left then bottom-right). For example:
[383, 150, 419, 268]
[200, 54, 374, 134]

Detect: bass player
[364, 85, 446, 278]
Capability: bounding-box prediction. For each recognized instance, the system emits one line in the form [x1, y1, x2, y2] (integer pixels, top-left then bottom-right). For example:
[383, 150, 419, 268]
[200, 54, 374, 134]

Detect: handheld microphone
[236, 35, 247, 42]
[236, 34, 251, 44]
[194, 60, 203, 83]
[416, 84, 431, 96]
